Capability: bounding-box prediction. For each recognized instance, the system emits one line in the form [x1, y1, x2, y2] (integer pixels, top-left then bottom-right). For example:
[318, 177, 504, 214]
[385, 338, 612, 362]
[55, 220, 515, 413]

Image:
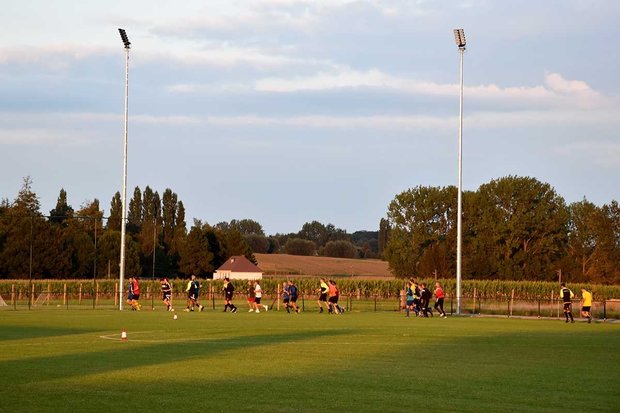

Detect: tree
[127, 186, 142, 233]
[107, 192, 122, 231]
[179, 221, 214, 276]
[323, 240, 357, 258]
[49, 188, 73, 226]
[473, 176, 568, 280]
[284, 238, 316, 256]
[378, 218, 390, 258]
[245, 234, 270, 254]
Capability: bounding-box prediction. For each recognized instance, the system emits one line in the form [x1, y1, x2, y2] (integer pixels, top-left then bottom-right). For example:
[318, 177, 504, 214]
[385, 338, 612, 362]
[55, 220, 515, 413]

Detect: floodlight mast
[453, 29, 466, 315]
[118, 28, 130, 310]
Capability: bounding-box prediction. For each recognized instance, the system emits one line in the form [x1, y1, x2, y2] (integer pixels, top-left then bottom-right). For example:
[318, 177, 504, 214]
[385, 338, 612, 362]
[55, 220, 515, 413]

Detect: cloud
[556, 141, 620, 168]
[254, 68, 608, 109]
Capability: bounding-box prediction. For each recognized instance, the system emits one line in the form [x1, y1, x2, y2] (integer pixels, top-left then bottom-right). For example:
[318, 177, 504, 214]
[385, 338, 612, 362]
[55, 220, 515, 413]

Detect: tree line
[382, 176, 620, 284]
[0, 178, 378, 280]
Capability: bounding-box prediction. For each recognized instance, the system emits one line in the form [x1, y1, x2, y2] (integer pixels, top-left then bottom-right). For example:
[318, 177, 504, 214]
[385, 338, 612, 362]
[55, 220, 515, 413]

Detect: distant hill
[255, 253, 393, 279]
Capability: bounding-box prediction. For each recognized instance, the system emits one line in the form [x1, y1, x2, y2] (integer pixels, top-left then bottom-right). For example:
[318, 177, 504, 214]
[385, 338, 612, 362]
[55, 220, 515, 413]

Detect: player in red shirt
[434, 282, 446, 318]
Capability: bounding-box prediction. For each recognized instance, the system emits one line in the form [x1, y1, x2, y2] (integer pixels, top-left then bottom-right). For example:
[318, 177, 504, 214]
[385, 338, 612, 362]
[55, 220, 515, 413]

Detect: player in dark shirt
[420, 283, 433, 317]
[160, 277, 173, 311]
[288, 281, 300, 314]
[560, 283, 575, 323]
[222, 277, 237, 313]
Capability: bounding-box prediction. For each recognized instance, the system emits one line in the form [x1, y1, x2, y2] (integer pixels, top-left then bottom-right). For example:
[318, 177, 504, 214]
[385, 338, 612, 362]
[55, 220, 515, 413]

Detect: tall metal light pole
[118, 28, 131, 310]
[453, 28, 466, 315]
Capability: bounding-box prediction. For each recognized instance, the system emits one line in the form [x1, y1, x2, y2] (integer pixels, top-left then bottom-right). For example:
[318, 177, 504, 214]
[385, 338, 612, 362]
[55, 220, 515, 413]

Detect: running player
[434, 281, 446, 317]
[560, 283, 575, 323]
[247, 280, 257, 312]
[222, 277, 237, 313]
[184, 274, 204, 312]
[420, 283, 433, 317]
[282, 281, 291, 313]
[160, 277, 173, 311]
[411, 278, 421, 316]
[580, 288, 592, 323]
[327, 279, 339, 314]
[126, 276, 135, 310]
[288, 281, 300, 313]
[317, 277, 329, 313]
[405, 281, 414, 317]
[254, 280, 268, 312]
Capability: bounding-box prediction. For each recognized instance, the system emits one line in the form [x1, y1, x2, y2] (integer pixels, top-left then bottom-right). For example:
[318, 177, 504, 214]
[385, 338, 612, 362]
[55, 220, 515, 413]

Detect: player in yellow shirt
[580, 288, 593, 324]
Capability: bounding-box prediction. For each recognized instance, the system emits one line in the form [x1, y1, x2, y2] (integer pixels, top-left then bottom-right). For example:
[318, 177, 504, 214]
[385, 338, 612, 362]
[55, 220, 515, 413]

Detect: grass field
[1, 310, 619, 413]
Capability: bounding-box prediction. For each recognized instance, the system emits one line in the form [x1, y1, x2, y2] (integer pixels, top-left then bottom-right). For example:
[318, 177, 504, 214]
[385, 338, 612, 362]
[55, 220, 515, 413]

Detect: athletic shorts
[225, 293, 233, 300]
[189, 293, 198, 301]
[283, 298, 290, 303]
[132, 294, 140, 300]
[255, 297, 262, 304]
[582, 306, 591, 312]
[406, 300, 414, 306]
[290, 296, 298, 303]
[328, 296, 337, 304]
[127, 294, 134, 301]
[563, 303, 572, 311]
[319, 293, 328, 302]
[162, 293, 171, 301]
[247, 297, 255, 303]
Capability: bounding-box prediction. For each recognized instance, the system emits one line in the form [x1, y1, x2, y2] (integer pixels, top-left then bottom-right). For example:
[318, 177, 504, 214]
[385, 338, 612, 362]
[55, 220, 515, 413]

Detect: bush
[323, 240, 357, 258]
[284, 238, 316, 256]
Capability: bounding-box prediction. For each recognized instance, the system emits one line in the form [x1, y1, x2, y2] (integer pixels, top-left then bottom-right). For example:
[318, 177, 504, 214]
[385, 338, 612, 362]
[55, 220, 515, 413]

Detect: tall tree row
[383, 176, 620, 283]
[0, 179, 255, 279]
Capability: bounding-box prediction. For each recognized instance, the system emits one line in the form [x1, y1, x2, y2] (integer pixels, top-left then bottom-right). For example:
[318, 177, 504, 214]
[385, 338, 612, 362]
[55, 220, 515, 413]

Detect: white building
[214, 255, 263, 280]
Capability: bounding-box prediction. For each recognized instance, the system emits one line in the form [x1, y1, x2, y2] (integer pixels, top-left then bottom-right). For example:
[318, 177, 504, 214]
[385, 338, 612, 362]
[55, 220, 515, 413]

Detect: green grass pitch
[1, 308, 618, 413]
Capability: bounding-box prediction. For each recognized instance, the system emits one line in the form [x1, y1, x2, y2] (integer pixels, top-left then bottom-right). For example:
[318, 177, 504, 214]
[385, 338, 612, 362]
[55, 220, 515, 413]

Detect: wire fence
[2, 282, 618, 321]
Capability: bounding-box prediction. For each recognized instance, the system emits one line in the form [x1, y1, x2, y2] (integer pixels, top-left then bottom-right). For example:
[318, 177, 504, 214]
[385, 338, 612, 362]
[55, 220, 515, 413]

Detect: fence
[1, 281, 619, 320]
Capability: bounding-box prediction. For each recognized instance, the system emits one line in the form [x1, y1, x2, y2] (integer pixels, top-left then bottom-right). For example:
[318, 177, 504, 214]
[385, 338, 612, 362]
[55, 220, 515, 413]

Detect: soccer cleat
[249, 309, 254, 312]
[183, 309, 190, 312]
[263, 305, 268, 311]
[255, 310, 260, 313]
[199, 305, 204, 312]
[232, 308, 237, 313]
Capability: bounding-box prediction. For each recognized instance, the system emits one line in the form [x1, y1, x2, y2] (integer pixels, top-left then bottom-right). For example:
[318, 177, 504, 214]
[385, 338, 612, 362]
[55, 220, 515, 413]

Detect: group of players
[404, 279, 446, 318]
[134, 276, 595, 324]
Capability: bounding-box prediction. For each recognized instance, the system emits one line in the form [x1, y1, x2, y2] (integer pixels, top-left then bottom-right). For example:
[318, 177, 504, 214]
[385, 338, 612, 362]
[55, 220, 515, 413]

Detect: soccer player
[434, 281, 446, 317]
[184, 274, 204, 312]
[247, 280, 257, 312]
[327, 279, 339, 314]
[254, 280, 268, 312]
[160, 277, 173, 311]
[317, 277, 329, 313]
[126, 276, 141, 311]
[411, 278, 421, 316]
[405, 282, 414, 317]
[126, 276, 135, 310]
[560, 283, 575, 323]
[420, 283, 433, 317]
[282, 281, 291, 313]
[580, 288, 593, 324]
[222, 277, 237, 313]
[288, 281, 300, 313]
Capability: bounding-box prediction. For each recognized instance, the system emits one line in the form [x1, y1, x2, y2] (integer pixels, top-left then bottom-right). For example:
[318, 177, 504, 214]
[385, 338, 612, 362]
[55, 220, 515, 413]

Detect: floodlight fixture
[118, 28, 131, 49]
[453, 28, 466, 49]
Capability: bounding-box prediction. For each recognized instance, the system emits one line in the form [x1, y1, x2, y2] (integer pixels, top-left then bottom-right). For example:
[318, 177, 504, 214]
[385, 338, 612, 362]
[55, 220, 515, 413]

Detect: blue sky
[1, 0, 619, 234]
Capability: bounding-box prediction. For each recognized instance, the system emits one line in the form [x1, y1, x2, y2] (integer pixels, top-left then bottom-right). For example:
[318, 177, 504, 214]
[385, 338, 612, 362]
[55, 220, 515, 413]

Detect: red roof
[216, 255, 263, 273]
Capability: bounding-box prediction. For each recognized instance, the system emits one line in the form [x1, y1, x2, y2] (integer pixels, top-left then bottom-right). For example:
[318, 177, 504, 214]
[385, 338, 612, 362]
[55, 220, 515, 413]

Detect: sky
[1, 0, 619, 235]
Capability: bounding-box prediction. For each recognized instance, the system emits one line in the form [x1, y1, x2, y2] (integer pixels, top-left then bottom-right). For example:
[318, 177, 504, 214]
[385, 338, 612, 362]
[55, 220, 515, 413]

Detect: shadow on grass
[0, 329, 345, 386]
[0, 325, 100, 342]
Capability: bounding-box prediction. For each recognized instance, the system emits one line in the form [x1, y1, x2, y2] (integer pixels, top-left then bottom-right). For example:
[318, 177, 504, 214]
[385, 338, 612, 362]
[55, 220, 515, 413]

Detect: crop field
[255, 253, 393, 278]
[1, 309, 619, 413]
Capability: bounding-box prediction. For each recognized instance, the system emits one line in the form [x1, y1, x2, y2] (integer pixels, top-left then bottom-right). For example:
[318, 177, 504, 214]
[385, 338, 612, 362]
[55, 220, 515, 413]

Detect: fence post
[11, 284, 15, 309]
[348, 292, 352, 312]
[374, 294, 377, 312]
[450, 294, 454, 316]
[473, 288, 477, 314]
[95, 282, 99, 308]
[603, 300, 607, 321]
[79, 284, 82, 305]
[277, 283, 281, 311]
[301, 292, 305, 312]
[63, 283, 67, 308]
[509, 289, 515, 317]
[211, 283, 215, 310]
[47, 283, 51, 306]
[30, 283, 35, 309]
[537, 298, 541, 318]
